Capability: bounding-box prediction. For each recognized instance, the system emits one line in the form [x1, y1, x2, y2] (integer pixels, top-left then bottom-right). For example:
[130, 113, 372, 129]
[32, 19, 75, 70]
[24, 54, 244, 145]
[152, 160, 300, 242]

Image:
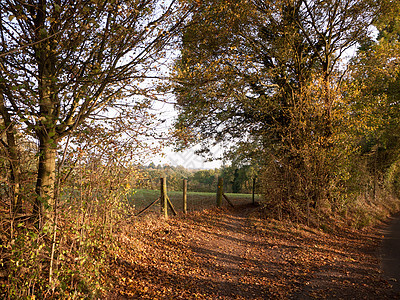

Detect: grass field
[130, 189, 261, 215]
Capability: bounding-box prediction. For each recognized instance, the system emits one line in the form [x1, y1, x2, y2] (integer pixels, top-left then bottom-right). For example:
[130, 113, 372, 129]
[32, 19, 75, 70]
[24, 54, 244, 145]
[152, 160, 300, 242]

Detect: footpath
[109, 205, 400, 299]
[381, 213, 400, 294]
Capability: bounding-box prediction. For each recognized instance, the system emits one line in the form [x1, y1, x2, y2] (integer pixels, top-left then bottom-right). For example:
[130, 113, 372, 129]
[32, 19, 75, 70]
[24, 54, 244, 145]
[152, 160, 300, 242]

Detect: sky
[152, 146, 224, 169]
[149, 99, 224, 169]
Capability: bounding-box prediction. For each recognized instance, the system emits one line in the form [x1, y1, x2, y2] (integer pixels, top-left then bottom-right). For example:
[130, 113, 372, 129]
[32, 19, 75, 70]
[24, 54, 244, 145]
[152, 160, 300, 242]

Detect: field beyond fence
[130, 189, 261, 215]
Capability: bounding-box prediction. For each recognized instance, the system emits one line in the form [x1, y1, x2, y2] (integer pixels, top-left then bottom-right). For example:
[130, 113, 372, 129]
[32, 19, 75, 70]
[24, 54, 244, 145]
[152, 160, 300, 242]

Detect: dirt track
[381, 214, 400, 293]
[110, 205, 400, 299]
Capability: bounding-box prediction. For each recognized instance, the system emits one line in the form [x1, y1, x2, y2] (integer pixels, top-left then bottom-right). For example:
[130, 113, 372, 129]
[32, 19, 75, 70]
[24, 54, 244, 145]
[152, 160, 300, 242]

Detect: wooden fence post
[252, 177, 256, 205]
[183, 179, 187, 214]
[161, 177, 168, 218]
[216, 177, 223, 207]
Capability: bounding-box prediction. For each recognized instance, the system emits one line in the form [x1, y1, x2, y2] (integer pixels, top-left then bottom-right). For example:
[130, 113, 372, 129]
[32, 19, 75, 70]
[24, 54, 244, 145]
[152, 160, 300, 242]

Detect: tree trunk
[7, 128, 21, 214]
[33, 6, 59, 227]
[33, 136, 57, 228]
[0, 96, 21, 214]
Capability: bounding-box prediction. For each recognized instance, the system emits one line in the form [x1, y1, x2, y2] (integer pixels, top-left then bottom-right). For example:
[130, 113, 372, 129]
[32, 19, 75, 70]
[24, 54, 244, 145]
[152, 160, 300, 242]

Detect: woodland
[1, 0, 400, 298]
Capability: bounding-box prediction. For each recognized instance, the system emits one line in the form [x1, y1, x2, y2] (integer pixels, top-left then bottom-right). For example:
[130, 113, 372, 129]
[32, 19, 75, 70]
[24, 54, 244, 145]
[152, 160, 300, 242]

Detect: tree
[0, 0, 193, 226]
[173, 0, 378, 220]
[346, 0, 400, 199]
[0, 94, 21, 213]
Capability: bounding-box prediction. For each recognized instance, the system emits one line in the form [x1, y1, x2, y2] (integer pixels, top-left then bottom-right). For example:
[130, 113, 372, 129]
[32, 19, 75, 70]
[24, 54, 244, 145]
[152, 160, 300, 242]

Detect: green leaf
[54, 4, 61, 13]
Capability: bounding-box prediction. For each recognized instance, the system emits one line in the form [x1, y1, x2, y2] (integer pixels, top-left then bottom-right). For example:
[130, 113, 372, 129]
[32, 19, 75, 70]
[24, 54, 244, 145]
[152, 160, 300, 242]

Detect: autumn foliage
[1, 0, 400, 298]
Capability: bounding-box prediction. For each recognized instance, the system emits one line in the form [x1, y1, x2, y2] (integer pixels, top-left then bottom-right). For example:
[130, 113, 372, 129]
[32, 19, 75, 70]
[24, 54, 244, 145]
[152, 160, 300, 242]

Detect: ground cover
[106, 205, 400, 299]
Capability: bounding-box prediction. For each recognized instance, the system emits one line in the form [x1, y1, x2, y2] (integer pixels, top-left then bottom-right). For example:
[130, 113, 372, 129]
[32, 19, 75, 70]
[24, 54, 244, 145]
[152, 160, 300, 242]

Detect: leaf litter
[106, 205, 400, 299]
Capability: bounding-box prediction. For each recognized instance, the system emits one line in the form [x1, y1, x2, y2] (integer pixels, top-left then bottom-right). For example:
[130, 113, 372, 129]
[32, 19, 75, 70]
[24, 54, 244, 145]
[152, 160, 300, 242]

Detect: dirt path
[381, 214, 400, 292]
[111, 205, 400, 299]
[183, 206, 283, 298]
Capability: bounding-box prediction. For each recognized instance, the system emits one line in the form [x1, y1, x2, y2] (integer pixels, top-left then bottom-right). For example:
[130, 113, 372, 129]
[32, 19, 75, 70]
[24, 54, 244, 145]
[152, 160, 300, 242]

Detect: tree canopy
[173, 0, 380, 219]
[0, 0, 193, 225]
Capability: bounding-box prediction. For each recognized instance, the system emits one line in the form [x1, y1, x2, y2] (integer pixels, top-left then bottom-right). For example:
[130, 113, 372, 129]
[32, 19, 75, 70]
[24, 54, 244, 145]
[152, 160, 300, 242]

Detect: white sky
[149, 97, 224, 169]
[153, 146, 224, 169]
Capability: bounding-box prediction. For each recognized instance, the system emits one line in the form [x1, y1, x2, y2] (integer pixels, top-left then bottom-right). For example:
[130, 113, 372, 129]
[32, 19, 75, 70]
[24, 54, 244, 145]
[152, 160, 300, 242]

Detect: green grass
[130, 189, 261, 214]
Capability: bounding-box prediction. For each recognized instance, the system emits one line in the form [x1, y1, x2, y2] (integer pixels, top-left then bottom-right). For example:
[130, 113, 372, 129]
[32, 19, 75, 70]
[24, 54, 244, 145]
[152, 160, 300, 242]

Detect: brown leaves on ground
[107, 205, 400, 299]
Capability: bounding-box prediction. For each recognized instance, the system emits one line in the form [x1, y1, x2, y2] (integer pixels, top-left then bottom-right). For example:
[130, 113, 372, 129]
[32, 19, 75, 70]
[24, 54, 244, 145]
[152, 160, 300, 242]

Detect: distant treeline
[136, 163, 258, 194]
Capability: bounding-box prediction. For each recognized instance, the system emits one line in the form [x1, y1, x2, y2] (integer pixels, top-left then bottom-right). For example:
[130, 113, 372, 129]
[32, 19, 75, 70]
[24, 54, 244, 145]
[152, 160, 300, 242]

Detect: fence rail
[134, 177, 259, 218]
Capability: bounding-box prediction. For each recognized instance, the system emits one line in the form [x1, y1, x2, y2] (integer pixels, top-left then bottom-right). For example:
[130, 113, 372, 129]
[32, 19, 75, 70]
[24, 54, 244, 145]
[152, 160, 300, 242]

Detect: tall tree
[0, 0, 192, 226]
[173, 0, 378, 219]
[346, 0, 400, 197]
